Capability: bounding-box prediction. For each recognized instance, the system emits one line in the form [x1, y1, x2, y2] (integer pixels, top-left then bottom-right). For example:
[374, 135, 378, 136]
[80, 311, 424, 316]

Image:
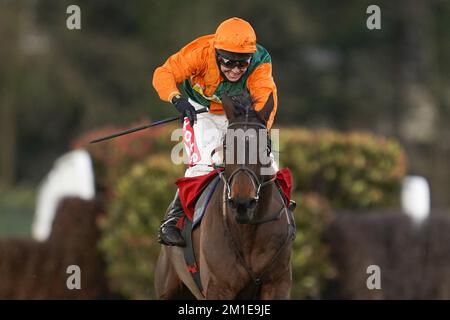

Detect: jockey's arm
[152, 46, 204, 103]
[246, 62, 278, 129]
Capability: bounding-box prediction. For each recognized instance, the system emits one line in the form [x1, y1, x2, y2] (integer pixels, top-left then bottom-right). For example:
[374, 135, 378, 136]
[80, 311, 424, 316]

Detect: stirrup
[158, 217, 186, 247]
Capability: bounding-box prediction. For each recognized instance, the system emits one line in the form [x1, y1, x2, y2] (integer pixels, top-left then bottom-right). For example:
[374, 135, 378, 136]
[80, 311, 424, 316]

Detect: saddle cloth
[175, 167, 293, 229]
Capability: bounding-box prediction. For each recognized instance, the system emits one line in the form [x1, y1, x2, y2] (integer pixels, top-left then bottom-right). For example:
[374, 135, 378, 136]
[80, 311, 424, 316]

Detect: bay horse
[155, 93, 294, 299]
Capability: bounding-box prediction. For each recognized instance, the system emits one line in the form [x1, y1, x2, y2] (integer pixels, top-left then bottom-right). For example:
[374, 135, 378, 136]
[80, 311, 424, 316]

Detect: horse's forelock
[229, 93, 263, 124]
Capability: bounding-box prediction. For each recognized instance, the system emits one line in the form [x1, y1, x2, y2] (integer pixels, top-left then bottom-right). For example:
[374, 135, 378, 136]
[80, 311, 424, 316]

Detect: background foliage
[99, 155, 183, 299]
[280, 129, 406, 208]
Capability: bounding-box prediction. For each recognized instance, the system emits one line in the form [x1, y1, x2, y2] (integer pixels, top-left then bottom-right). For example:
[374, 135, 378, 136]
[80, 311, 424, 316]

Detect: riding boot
[158, 189, 186, 247]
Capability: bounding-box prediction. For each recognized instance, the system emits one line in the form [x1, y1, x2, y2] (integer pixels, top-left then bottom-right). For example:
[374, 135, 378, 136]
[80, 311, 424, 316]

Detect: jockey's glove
[171, 95, 197, 126]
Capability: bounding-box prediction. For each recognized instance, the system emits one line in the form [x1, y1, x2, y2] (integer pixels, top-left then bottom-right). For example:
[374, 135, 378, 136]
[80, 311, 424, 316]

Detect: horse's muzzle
[228, 197, 257, 224]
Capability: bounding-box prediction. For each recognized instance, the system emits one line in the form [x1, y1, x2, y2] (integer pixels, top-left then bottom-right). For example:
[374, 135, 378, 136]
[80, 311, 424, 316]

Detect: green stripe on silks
[182, 44, 272, 107]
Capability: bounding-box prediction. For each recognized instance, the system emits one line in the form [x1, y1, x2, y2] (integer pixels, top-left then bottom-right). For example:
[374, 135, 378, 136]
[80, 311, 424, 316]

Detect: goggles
[217, 54, 252, 70]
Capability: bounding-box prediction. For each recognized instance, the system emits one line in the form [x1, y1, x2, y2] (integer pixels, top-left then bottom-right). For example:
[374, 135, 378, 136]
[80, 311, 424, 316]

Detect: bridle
[217, 114, 276, 207]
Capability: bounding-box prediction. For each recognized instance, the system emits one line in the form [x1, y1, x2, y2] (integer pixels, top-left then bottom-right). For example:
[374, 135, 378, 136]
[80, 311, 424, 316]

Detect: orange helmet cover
[214, 17, 257, 53]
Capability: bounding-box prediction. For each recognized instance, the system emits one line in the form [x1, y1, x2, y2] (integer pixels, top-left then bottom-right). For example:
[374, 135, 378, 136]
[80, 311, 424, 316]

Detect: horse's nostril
[228, 199, 236, 209]
[229, 198, 258, 211]
[248, 199, 257, 209]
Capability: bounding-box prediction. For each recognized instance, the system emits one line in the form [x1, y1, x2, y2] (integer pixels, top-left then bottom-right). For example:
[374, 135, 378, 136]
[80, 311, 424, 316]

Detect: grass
[0, 186, 36, 238]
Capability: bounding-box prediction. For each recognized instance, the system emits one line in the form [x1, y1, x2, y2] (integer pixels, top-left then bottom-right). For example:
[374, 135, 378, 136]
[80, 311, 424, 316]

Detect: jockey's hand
[171, 95, 197, 126]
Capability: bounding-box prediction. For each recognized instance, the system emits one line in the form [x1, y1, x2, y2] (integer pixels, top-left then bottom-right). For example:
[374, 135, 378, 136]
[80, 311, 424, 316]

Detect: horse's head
[220, 92, 275, 224]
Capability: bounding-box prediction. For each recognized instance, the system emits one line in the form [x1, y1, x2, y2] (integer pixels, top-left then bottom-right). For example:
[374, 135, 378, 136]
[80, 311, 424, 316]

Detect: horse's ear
[221, 93, 237, 121]
[257, 93, 274, 124]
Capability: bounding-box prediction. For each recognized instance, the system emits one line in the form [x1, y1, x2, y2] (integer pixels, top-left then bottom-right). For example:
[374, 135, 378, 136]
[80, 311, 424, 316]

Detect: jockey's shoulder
[179, 34, 215, 55]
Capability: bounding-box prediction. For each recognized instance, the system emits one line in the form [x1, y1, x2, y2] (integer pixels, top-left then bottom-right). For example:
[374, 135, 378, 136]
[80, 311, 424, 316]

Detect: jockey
[152, 17, 278, 246]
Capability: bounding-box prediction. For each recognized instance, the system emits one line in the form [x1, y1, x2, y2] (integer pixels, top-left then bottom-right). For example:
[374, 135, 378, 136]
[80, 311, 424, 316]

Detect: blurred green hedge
[98, 154, 183, 299]
[291, 192, 336, 299]
[280, 129, 406, 209]
[97, 127, 406, 299]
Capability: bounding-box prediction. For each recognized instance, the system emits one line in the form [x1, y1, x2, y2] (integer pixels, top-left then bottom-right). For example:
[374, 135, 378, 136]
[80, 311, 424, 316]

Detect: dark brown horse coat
[155, 94, 293, 299]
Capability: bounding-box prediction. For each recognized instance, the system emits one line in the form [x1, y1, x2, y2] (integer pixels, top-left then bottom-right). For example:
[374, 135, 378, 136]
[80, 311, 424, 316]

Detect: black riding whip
[89, 107, 208, 144]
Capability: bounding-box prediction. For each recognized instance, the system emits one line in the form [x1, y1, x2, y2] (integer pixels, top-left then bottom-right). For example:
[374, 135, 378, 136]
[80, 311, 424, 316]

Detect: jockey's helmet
[214, 17, 257, 54]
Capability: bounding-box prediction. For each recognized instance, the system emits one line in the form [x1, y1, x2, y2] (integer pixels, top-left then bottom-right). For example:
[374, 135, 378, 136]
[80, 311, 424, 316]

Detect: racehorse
[155, 93, 294, 299]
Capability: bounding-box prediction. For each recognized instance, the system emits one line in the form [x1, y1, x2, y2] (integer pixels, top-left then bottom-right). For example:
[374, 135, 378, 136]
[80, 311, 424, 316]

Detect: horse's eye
[228, 198, 236, 209]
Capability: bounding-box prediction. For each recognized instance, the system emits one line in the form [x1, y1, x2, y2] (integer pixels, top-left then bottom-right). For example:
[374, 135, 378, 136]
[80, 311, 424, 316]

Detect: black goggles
[217, 55, 252, 70]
